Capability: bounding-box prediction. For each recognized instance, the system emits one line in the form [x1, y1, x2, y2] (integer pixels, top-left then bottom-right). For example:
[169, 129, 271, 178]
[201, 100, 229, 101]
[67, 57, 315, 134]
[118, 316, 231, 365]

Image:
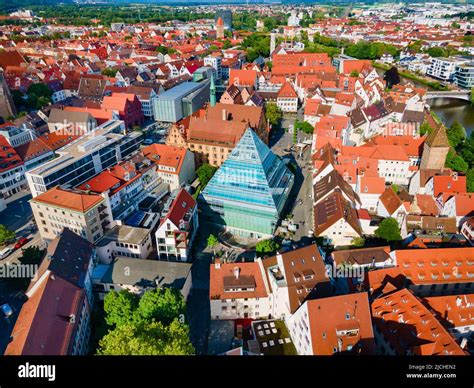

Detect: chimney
[214, 258, 221, 269]
[233, 266, 240, 279]
[222, 109, 227, 121]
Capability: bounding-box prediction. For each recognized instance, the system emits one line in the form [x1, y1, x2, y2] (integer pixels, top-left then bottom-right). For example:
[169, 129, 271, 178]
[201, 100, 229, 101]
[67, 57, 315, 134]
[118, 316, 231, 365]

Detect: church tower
[210, 74, 216, 107]
[420, 124, 450, 170]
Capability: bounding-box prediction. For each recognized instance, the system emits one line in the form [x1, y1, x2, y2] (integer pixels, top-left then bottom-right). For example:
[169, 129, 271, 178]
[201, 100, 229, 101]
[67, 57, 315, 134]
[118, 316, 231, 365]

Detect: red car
[14, 238, 29, 250]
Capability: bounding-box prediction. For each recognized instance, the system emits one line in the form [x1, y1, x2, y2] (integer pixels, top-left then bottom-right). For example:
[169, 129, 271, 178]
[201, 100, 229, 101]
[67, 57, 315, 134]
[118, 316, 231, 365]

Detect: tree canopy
[374, 218, 402, 242]
[446, 121, 466, 149]
[97, 288, 194, 355]
[265, 103, 283, 128]
[384, 67, 400, 89]
[196, 163, 217, 188]
[207, 234, 219, 249]
[295, 120, 314, 134]
[255, 239, 280, 257]
[0, 225, 15, 246]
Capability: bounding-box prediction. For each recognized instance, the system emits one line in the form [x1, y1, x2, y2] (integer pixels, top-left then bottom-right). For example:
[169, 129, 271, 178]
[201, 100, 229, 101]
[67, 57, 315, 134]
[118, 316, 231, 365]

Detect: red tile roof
[0, 135, 24, 173]
[395, 247, 474, 285]
[210, 261, 268, 300]
[306, 292, 376, 355]
[371, 288, 465, 355]
[32, 187, 104, 213]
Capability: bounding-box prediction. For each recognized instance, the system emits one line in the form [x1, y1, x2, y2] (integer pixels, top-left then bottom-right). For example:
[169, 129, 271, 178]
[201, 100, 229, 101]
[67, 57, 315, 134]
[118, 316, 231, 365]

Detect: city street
[270, 120, 314, 241]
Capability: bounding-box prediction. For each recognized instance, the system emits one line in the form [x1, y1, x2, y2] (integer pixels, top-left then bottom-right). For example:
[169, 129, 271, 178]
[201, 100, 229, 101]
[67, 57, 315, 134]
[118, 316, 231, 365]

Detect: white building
[210, 260, 271, 320]
[96, 224, 155, 263]
[155, 188, 198, 262]
[427, 57, 469, 82]
[142, 143, 195, 191]
[204, 56, 222, 80]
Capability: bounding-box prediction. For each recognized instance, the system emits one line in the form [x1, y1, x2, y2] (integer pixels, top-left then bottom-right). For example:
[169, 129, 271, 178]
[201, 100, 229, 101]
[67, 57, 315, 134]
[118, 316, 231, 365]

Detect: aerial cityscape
[0, 0, 473, 381]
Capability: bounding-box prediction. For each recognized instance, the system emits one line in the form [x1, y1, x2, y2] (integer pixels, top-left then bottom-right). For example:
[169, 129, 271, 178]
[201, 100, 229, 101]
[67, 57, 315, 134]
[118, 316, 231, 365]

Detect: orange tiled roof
[32, 186, 104, 213]
[210, 262, 268, 300]
[371, 288, 465, 355]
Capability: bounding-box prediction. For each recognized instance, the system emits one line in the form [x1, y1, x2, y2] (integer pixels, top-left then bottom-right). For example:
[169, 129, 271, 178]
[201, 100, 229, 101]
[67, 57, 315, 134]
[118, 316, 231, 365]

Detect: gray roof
[96, 225, 150, 247]
[93, 257, 191, 290]
[48, 108, 94, 124]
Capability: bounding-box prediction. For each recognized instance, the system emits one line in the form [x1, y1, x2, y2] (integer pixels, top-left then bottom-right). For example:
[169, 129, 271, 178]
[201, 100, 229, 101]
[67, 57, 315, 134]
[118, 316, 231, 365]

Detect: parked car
[1, 303, 13, 318]
[0, 247, 13, 260]
[14, 237, 29, 250]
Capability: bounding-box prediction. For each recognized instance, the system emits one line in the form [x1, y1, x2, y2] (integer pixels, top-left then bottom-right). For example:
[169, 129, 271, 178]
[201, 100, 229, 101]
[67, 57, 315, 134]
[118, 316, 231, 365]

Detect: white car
[0, 247, 13, 260]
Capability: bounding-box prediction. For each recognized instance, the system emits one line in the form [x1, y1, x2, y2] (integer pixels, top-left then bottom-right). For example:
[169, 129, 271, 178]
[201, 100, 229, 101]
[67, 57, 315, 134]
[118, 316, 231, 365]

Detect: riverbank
[372, 61, 449, 91]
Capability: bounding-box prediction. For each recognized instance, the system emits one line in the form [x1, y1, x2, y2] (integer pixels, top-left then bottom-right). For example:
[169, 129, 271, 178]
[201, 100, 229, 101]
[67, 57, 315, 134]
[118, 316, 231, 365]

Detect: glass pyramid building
[199, 128, 294, 238]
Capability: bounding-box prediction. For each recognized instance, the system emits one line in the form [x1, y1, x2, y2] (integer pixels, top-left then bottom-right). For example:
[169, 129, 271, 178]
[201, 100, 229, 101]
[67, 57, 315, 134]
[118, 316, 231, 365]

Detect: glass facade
[199, 129, 294, 238]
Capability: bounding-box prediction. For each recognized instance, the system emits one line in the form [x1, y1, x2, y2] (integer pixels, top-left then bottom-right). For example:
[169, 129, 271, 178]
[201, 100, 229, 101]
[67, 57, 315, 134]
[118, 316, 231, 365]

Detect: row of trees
[443, 121, 474, 192]
[97, 288, 194, 355]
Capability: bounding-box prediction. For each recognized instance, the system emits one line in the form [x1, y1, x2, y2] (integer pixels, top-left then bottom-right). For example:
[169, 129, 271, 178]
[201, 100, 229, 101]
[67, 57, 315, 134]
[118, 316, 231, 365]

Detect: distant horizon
[2, 0, 472, 5]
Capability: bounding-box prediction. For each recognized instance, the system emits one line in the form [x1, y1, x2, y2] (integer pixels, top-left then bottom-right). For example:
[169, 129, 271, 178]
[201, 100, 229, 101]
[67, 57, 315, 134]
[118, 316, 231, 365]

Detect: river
[429, 98, 474, 137]
[375, 68, 473, 136]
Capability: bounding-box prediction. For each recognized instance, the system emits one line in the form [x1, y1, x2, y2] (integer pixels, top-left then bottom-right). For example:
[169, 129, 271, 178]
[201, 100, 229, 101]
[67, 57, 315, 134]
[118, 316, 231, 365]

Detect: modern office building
[26, 120, 143, 197]
[427, 57, 469, 82]
[215, 9, 232, 29]
[455, 62, 474, 89]
[152, 81, 209, 123]
[199, 128, 294, 238]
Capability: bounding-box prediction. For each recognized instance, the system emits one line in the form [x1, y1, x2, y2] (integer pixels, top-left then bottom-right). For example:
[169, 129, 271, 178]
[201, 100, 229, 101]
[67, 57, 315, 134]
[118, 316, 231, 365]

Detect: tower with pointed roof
[210, 74, 216, 107]
[216, 17, 224, 40]
[420, 124, 450, 170]
[199, 128, 294, 238]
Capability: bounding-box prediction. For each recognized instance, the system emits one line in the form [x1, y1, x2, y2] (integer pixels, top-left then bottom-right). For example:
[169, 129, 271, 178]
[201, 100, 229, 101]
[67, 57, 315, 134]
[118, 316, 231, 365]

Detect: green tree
[295, 121, 314, 134]
[97, 320, 194, 355]
[471, 87, 474, 105]
[420, 121, 434, 136]
[446, 121, 466, 149]
[135, 288, 185, 325]
[466, 168, 474, 192]
[427, 47, 447, 58]
[265, 103, 282, 127]
[196, 163, 217, 187]
[103, 289, 139, 327]
[156, 46, 170, 55]
[207, 234, 219, 249]
[445, 150, 469, 172]
[374, 218, 402, 242]
[18, 246, 44, 266]
[0, 225, 15, 246]
[101, 68, 117, 77]
[26, 83, 53, 109]
[349, 70, 359, 77]
[384, 66, 400, 89]
[351, 237, 365, 247]
[459, 134, 474, 167]
[255, 239, 280, 257]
